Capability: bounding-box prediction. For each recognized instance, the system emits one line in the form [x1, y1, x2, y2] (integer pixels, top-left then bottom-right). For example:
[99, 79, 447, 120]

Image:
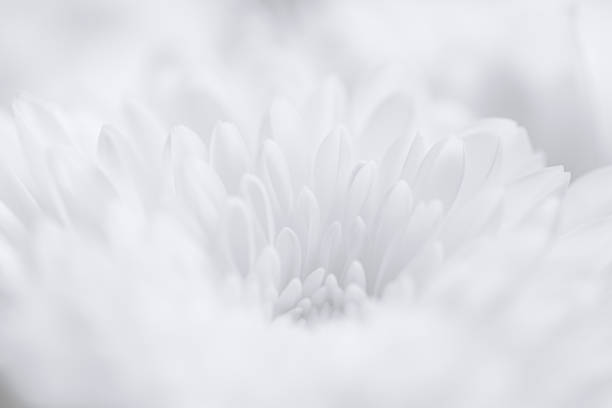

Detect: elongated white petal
[261, 140, 293, 221]
[275, 278, 302, 315]
[358, 92, 415, 160]
[167, 125, 208, 165]
[275, 227, 302, 289]
[400, 134, 426, 185]
[379, 132, 417, 194]
[345, 161, 376, 221]
[345, 216, 367, 263]
[318, 221, 343, 274]
[294, 187, 321, 274]
[372, 180, 413, 253]
[458, 128, 502, 200]
[225, 198, 253, 276]
[343, 261, 366, 290]
[241, 174, 275, 245]
[252, 246, 281, 292]
[210, 122, 250, 194]
[303, 267, 325, 297]
[122, 102, 166, 161]
[414, 137, 465, 209]
[313, 126, 351, 217]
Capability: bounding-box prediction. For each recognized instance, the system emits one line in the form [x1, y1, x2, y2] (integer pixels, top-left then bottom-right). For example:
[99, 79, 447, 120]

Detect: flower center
[210, 126, 444, 323]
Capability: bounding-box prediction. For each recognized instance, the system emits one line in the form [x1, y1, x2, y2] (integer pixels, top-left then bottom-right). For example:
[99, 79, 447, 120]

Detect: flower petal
[343, 261, 366, 290]
[345, 161, 376, 222]
[275, 278, 302, 315]
[414, 138, 465, 210]
[313, 126, 351, 218]
[167, 125, 208, 164]
[318, 221, 344, 276]
[225, 198, 254, 276]
[293, 187, 321, 274]
[303, 267, 325, 297]
[561, 166, 612, 232]
[275, 227, 302, 289]
[252, 246, 281, 292]
[210, 122, 250, 194]
[261, 140, 293, 223]
[241, 174, 275, 245]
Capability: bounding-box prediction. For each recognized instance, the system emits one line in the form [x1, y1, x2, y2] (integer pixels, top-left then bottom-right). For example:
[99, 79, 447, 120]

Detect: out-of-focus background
[1, 0, 611, 176]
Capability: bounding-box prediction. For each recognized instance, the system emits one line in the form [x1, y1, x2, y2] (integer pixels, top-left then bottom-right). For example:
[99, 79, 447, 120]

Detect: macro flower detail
[2, 84, 570, 326]
[0, 81, 611, 408]
[206, 115, 569, 323]
[4, 1, 612, 407]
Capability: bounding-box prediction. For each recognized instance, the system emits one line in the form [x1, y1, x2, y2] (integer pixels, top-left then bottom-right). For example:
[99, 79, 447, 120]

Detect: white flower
[0, 77, 611, 408]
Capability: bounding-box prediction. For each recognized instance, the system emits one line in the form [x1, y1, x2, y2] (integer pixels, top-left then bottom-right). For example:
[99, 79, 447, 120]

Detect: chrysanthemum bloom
[0, 78, 611, 407]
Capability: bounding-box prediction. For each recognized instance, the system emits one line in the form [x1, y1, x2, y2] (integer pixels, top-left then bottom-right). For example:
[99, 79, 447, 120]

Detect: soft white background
[1, 0, 611, 175]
